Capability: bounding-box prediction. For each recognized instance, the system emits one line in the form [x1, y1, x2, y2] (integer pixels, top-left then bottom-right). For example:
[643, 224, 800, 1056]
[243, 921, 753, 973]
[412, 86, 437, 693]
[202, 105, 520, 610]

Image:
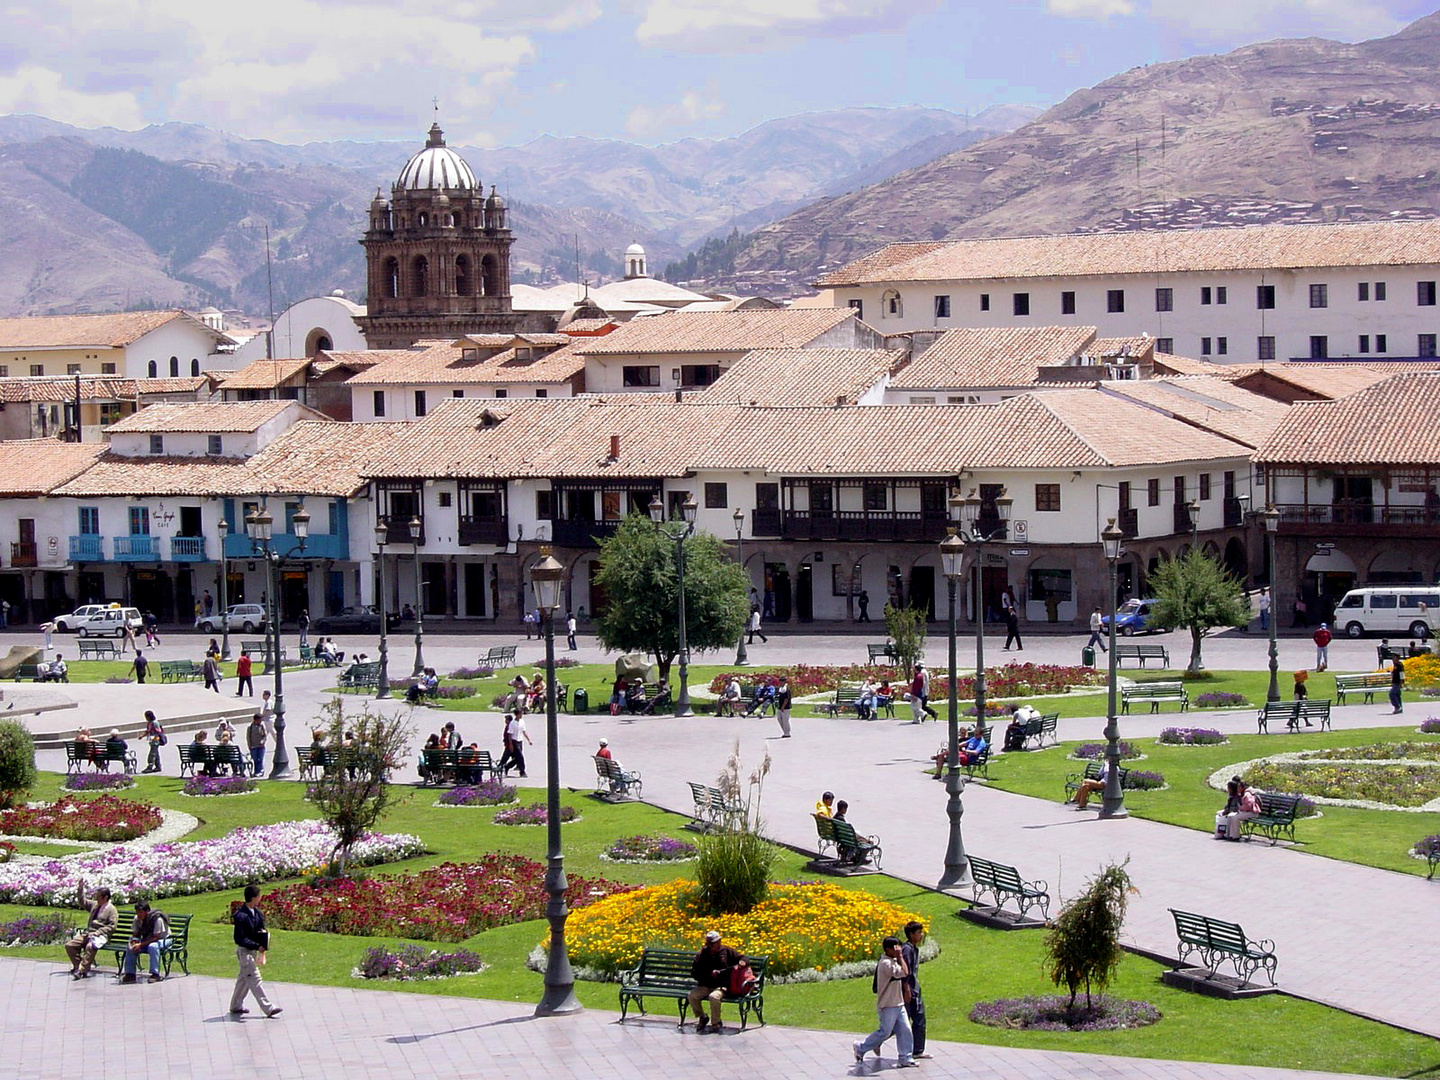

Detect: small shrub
[1158, 727, 1226, 745]
[437, 781, 517, 807]
[182, 774, 258, 797]
[1122, 770, 1165, 790]
[448, 665, 495, 680]
[429, 685, 476, 701]
[0, 720, 37, 810]
[1044, 861, 1133, 1010]
[1193, 692, 1247, 709]
[0, 912, 68, 947]
[604, 834, 698, 862]
[530, 656, 580, 669]
[696, 828, 777, 915]
[493, 803, 577, 826]
[1073, 742, 1139, 760]
[1421, 718, 1440, 733]
[357, 944, 485, 980]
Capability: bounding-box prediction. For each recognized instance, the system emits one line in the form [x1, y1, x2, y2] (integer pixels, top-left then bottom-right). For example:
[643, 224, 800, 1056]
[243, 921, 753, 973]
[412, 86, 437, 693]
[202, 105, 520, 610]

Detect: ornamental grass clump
[1159, 727, 1226, 745]
[437, 781, 517, 807]
[1044, 860, 1135, 1012]
[357, 944, 485, 980]
[696, 741, 779, 916]
[61, 772, 136, 792]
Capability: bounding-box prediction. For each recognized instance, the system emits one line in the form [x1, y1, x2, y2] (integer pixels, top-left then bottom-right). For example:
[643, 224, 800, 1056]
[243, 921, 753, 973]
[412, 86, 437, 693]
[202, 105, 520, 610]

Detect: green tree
[593, 514, 748, 683]
[1043, 861, 1135, 1012]
[0, 719, 36, 809]
[883, 602, 927, 678]
[1148, 548, 1250, 675]
[308, 698, 413, 875]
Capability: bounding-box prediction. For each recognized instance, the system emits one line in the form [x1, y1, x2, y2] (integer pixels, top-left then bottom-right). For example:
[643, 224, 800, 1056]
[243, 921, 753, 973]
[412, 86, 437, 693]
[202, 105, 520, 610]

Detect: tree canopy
[593, 514, 749, 681]
[1148, 548, 1250, 674]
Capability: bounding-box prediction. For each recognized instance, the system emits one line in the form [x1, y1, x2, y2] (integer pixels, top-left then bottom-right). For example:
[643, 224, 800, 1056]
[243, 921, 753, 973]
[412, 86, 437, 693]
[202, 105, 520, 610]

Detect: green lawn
[1, 770, 1437, 1075]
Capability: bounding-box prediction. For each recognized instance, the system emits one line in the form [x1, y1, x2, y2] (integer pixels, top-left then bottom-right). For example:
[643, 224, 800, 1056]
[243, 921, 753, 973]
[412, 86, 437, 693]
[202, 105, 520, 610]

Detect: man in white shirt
[853, 936, 916, 1067]
[566, 612, 578, 651]
[503, 712, 532, 778]
[1086, 608, 1108, 653]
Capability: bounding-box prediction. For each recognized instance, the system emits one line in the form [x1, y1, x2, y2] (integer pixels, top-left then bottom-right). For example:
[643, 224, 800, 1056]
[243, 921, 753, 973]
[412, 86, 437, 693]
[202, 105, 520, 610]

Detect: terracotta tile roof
[1151, 352, 1238, 377]
[54, 455, 251, 497]
[0, 375, 206, 403]
[559, 319, 619, 335]
[136, 377, 212, 395]
[891, 326, 1099, 389]
[1233, 363, 1398, 401]
[1089, 336, 1154, 363]
[245, 421, 402, 496]
[363, 391, 1249, 481]
[345, 339, 583, 387]
[218, 357, 311, 390]
[573, 308, 858, 355]
[0, 310, 219, 349]
[318, 350, 397, 368]
[690, 349, 897, 406]
[1256, 372, 1440, 465]
[0, 440, 106, 495]
[105, 400, 324, 434]
[1099, 376, 1292, 448]
[817, 220, 1440, 286]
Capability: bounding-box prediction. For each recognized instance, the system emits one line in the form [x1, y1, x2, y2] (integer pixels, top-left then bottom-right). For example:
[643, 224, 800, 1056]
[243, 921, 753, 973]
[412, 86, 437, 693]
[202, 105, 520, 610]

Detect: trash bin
[572, 687, 589, 714]
[1081, 645, 1096, 668]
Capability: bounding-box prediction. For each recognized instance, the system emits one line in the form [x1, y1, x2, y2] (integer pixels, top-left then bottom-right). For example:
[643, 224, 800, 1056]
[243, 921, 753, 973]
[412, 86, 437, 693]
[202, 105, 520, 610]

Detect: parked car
[197, 604, 268, 634]
[1335, 586, 1440, 639]
[1101, 598, 1166, 636]
[54, 604, 143, 636]
[312, 605, 401, 633]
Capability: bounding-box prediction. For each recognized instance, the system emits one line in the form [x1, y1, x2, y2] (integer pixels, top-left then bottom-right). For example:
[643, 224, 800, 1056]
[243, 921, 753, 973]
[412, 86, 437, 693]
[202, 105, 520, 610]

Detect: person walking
[143, 611, 161, 647]
[1085, 608, 1108, 653]
[1390, 654, 1406, 714]
[230, 884, 281, 1017]
[775, 676, 793, 738]
[853, 936, 916, 1067]
[120, 621, 136, 655]
[504, 712, 531, 777]
[202, 590, 214, 618]
[747, 605, 768, 645]
[566, 611, 577, 651]
[1258, 588, 1271, 632]
[235, 652, 254, 697]
[298, 609, 310, 646]
[203, 653, 222, 693]
[910, 663, 938, 723]
[1312, 623, 1332, 672]
[0, 598, 9, 628]
[857, 589, 870, 622]
[900, 921, 931, 1060]
[247, 713, 268, 775]
[1003, 605, 1023, 651]
[41, 620, 54, 652]
[130, 649, 149, 685]
[142, 710, 165, 773]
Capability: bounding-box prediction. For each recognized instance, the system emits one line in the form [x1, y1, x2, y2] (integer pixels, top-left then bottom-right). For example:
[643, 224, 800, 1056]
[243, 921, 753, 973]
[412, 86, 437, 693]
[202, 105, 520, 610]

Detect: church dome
[395, 123, 478, 192]
[625, 242, 646, 256]
[485, 186, 506, 210]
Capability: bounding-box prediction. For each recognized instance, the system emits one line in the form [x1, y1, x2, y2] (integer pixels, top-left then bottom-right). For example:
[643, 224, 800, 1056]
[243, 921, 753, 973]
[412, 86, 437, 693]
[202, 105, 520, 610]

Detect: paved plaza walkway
[0, 958, 1385, 1080]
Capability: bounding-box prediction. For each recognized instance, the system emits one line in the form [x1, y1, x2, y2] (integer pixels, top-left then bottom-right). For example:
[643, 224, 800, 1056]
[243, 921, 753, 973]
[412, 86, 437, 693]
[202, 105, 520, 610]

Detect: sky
[0, 0, 1435, 148]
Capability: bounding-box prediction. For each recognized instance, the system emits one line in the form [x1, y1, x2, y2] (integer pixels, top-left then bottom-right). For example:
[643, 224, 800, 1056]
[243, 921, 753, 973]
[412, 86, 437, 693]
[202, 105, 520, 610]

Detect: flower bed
[0, 820, 425, 907]
[356, 944, 486, 981]
[1412, 835, 1440, 859]
[555, 880, 926, 979]
[1421, 687, 1440, 700]
[602, 835, 698, 863]
[969, 995, 1160, 1031]
[1244, 760, 1440, 808]
[964, 701, 1012, 718]
[429, 685, 477, 701]
[0, 841, 13, 864]
[1123, 770, 1166, 791]
[1072, 742, 1140, 760]
[436, 781, 517, 807]
[0, 795, 160, 842]
[1159, 727, 1227, 746]
[181, 775, 258, 797]
[448, 665, 495, 680]
[1403, 654, 1440, 687]
[1421, 718, 1440, 733]
[0, 913, 68, 947]
[494, 804, 577, 826]
[60, 773, 137, 792]
[707, 662, 1105, 699]
[1304, 741, 1440, 762]
[264, 856, 635, 941]
[1192, 692, 1248, 709]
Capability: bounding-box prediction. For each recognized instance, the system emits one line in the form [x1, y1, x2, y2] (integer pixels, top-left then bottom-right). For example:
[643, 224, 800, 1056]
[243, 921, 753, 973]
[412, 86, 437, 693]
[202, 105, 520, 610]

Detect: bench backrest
[688, 781, 709, 806]
[1204, 917, 1250, 954]
[834, 688, 861, 703]
[1296, 700, 1331, 715]
[968, 855, 1021, 891]
[1169, 908, 1211, 947]
[634, 947, 769, 993]
[1256, 792, 1300, 819]
[814, 814, 838, 843]
[213, 744, 245, 766]
[179, 744, 208, 764]
[831, 819, 865, 846]
[112, 909, 189, 944]
[1081, 760, 1130, 783]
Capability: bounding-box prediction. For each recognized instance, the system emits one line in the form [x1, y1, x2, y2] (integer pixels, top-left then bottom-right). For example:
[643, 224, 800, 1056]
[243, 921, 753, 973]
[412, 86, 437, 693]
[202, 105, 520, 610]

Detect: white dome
[395, 123, 478, 192]
[625, 242, 646, 256]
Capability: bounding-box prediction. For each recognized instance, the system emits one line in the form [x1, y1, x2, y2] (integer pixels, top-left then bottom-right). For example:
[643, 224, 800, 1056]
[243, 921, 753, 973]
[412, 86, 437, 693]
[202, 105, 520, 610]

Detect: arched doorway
[764, 562, 790, 622]
[304, 328, 333, 356]
[1304, 548, 1357, 624]
[1223, 537, 1248, 583]
[1368, 548, 1427, 585]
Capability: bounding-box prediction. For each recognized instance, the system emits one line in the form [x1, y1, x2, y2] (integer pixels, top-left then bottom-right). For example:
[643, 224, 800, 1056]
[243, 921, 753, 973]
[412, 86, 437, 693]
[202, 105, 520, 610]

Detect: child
[1292, 668, 1309, 700]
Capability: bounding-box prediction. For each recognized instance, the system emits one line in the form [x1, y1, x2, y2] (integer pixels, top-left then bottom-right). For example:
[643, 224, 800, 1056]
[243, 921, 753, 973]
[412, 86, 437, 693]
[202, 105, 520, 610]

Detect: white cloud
[1047, 0, 1135, 18]
[1145, 0, 1404, 40]
[625, 90, 725, 138]
[0, 65, 145, 129]
[634, 0, 939, 52]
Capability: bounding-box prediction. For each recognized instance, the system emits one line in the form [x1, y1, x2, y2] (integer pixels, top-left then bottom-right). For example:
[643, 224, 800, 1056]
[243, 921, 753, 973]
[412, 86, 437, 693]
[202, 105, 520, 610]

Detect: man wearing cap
[688, 930, 741, 1033]
[1313, 623, 1332, 672]
[119, 901, 170, 983]
[595, 738, 612, 760]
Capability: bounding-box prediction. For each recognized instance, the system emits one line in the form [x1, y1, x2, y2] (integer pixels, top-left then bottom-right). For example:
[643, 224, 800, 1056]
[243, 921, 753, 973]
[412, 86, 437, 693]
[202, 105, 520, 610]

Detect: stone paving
[0, 959, 1386, 1080]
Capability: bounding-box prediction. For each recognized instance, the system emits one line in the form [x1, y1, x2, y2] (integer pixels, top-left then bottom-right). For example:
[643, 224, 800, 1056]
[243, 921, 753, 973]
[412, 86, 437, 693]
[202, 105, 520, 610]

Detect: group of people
[187, 711, 272, 776]
[608, 674, 671, 716]
[814, 791, 879, 865]
[420, 716, 533, 783]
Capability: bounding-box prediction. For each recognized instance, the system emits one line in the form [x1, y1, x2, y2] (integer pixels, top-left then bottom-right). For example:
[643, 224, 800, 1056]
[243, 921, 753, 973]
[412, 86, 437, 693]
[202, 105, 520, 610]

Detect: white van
[1334, 587, 1440, 639]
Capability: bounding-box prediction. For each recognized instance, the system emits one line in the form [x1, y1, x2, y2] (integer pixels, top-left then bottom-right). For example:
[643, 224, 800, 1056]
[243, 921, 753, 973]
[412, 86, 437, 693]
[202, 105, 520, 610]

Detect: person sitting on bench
[718, 677, 742, 716]
[1067, 760, 1110, 810]
[1003, 703, 1040, 752]
[833, 800, 877, 864]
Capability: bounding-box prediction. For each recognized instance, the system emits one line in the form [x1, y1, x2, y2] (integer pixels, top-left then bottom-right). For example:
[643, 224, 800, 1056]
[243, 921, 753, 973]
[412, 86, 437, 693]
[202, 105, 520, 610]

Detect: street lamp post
[1099, 518, 1127, 819]
[217, 516, 232, 661]
[649, 494, 698, 716]
[374, 521, 391, 699]
[245, 504, 309, 780]
[937, 511, 970, 890]
[409, 515, 426, 678]
[532, 547, 581, 1017]
[1263, 505, 1281, 704]
[733, 508, 749, 667]
[954, 487, 1012, 743]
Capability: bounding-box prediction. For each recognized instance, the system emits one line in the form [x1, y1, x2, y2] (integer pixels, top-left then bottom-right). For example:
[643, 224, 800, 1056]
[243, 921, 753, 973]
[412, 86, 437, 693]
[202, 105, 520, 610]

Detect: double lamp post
[648, 493, 697, 717]
[243, 503, 309, 780]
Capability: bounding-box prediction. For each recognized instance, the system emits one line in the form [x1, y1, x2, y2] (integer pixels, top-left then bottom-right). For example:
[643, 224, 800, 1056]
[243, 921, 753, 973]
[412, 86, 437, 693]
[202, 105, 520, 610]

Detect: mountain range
[0, 105, 1034, 317]
[714, 11, 1440, 292]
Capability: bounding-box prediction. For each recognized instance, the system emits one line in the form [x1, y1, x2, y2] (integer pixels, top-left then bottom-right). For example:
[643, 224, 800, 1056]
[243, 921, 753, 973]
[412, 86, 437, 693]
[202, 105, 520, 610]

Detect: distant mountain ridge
[0, 104, 1038, 317]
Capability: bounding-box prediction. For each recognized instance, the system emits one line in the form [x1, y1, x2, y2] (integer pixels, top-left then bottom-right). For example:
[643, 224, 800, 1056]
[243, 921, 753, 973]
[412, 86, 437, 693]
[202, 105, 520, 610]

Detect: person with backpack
[853, 936, 916, 1067]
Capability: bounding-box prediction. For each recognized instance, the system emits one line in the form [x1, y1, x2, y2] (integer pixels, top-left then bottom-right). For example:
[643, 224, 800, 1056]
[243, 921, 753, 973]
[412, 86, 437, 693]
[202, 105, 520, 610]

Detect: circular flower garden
[494, 803, 578, 826]
[970, 995, 1160, 1031]
[0, 795, 160, 842]
[435, 781, 517, 807]
[60, 773, 136, 792]
[601, 834, 698, 863]
[181, 775, 257, 797]
[1215, 741, 1440, 812]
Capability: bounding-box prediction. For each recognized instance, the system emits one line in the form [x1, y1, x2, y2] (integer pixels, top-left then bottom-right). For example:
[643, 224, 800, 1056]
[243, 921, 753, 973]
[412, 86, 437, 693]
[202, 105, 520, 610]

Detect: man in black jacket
[230, 884, 281, 1017]
[687, 930, 740, 1033]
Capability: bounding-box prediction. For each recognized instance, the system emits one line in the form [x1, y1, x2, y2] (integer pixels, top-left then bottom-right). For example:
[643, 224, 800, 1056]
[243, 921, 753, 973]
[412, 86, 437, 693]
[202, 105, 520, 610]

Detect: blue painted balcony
[224, 532, 348, 561]
[112, 535, 158, 561]
[69, 535, 104, 562]
[170, 536, 207, 561]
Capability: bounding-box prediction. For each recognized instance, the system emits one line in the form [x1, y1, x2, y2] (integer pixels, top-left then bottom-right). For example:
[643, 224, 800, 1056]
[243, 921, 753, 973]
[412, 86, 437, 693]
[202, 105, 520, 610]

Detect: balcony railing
[10, 542, 36, 568]
[1223, 497, 1245, 529]
[378, 515, 424, 545]
[112, 535, 158, 561]
[550, 519, 622, 549]
[1118, 508, 1139, 539]
[1173, 504, 1196, 535]
[1275, 502, 1439, 528]
[459, 518, 508, 547]
[225, 532, 346, 560]
[170, 536, 207, 561]
[69, 535, 104, 561]
[751, 508, 781, 536]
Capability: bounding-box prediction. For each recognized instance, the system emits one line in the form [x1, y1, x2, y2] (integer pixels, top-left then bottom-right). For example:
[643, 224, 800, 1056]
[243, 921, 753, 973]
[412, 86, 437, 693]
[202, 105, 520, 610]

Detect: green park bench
[1169, 908, 1277, 987]
[618, 947, 769, 1029]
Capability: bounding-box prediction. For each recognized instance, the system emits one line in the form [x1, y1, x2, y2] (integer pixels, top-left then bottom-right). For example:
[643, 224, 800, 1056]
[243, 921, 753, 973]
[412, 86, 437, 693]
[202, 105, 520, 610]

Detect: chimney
[608, 434, 620, 461]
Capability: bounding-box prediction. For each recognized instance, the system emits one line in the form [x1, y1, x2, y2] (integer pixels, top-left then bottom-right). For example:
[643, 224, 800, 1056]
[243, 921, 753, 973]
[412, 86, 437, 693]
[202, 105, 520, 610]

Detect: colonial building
[0, 311, 235, 380]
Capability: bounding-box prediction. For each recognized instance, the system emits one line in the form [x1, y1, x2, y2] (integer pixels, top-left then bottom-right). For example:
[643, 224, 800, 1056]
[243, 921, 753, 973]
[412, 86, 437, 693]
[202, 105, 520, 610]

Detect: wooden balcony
[10, 542, 36, 568]
[1275, 502, 1440, 537]
[458, 518, 508, 547]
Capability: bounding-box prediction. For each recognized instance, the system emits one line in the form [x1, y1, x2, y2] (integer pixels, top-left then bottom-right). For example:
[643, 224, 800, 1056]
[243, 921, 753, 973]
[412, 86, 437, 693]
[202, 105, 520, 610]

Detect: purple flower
[182, 775, 257, 797]
[970, 995, 1160, 1031]
[1159, 727, 1226, 745]
[493, 804, 577, 826]
[438, 781, 517, 806]
[604, 834, 698, 861]
[1073, 741, 1139, 760]
[1122, 769, 1165, 790]
[358, 944, 484, 980]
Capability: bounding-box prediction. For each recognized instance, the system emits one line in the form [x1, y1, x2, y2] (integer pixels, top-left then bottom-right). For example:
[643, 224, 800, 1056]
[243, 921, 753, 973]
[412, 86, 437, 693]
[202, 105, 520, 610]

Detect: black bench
[297, 746, 332, 782]
[1169, 908, 1277, 987]
[159, 660, 203, 683]
[298, 645, 335, 668]
[64, 742, 135, 773]
[1064, 760, 1130, 801]
[1114, 642, 1170, 668]
[77, 640, 119, 661]
[1240, 792, 1303, 845]
[339, 662, 382, 692]
[687, 781, 741, 831]
[823, 687, 863, 718]
[482, 645, 517, 668]
[618, 947, 769, 1029]
[1121, 681, 1189, 714]
[966, 854, 1050, 922]
[1256, 700, 1332, 733]
[178, 743, 249, 777]
[1021, 713, 1058, 749]
[593, 755, 642, 800]
[12, 663, 39, 682]
[812, 815, 882, 869]
[419, 747, 500, 786]
[103, 911, 194, 978]
[1334, 673, 1389, 705]
[866, 643, 896, 665]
